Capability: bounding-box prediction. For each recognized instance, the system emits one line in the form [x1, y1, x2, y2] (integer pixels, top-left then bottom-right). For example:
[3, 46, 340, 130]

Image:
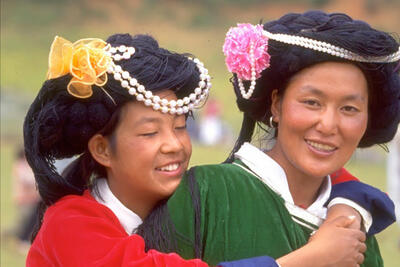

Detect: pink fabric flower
[223, 23, 270, 80]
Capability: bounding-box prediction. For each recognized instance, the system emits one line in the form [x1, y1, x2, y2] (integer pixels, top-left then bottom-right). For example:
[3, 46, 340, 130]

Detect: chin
[303, 159, 344, 177]
[303, 166, 333, 179]
[163, 180, 182, 197]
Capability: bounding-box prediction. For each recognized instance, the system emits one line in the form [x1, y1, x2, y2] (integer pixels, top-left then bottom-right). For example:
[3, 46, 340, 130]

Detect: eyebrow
[133, 116, 162, 127]
[301, 85, 366, 102]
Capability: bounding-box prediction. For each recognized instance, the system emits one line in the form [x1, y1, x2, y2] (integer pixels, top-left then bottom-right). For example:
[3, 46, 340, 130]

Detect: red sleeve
[26, 194, 208, 267]
[330, 168, 360, 185]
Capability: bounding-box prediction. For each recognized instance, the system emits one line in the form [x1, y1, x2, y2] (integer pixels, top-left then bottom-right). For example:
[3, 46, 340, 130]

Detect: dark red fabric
[26, 191, 208, 267]
[330, 168, 360, 185]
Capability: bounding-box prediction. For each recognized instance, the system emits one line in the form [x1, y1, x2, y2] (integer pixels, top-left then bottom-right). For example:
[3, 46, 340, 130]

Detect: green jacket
[165, 161, 382, 266]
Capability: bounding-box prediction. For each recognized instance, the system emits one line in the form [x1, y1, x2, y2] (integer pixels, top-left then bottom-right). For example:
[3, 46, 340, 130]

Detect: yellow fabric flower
[47, 36, 111, 98]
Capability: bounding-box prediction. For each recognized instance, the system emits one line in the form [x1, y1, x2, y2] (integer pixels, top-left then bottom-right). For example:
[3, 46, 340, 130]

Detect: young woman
[25, 33, 226, 266]
[139, 11, 400, 267]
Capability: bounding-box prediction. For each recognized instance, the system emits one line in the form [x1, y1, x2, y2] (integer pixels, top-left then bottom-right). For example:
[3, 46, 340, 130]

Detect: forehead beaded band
[104, 44, 211, 115]
[223, 24, 400, 100]
[47, 36, 211, 115]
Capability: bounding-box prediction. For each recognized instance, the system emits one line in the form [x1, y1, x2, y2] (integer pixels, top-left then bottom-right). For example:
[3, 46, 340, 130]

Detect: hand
[308, 216, 366, 267]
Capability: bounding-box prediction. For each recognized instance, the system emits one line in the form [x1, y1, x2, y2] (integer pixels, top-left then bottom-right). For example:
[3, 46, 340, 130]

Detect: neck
[286, 174, 324, 208]
[106, 175, 156, 220]
[266, 148, 325, 208]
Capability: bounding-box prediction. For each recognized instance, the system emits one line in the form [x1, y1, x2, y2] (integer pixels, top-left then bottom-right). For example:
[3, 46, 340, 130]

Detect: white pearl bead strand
[105, 45, 211, 115]
[263, 31, 400, 63]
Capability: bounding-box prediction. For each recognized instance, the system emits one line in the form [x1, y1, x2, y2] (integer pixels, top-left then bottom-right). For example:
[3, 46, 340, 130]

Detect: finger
[350, 229, 366, 242]
[356, 253, 365, 264]
[357, 231, 366, 242]
[359, 242, 367, 254]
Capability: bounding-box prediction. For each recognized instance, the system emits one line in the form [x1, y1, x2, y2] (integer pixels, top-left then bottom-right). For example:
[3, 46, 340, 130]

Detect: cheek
[181, 132, 192, 158]
[115, 135, 156, 167]
[280, 103, 313, 133]
[341, 114, 368, 144]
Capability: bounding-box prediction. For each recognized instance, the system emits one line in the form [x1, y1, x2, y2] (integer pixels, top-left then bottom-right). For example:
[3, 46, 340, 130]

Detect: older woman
[140, 11, 399, 267]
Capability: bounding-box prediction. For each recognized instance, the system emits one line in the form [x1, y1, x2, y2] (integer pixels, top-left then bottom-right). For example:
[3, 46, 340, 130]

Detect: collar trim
[92, 178, 143, 235]
[234, 142, 331, 223]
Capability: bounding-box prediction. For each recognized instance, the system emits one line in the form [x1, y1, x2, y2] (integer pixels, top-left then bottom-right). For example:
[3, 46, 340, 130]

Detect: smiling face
[91, 90, 192, 218]
[268, 62, 369, 182]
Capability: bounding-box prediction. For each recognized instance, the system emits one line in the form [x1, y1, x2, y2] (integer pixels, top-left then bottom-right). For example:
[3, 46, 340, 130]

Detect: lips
[305, 140, 337, 153]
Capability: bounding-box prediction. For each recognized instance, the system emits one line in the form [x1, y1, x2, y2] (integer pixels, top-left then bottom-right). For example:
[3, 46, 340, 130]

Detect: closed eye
[140, 132, 157, 137]
[175, 124, 187, 131]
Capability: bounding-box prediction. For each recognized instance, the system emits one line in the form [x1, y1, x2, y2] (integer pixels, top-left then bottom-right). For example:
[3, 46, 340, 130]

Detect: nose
[315, 107, 338, 136]
[160, 129, 184, 154]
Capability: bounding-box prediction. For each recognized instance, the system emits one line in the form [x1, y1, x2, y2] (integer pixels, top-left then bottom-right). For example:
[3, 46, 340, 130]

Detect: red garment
[331, 168, 359, 185]
[27, 191, 208, 267]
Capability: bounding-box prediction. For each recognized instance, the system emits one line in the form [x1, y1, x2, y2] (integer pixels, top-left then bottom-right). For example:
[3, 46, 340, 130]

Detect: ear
[271, 89, 281, 124]
[88, 134, 112, 168]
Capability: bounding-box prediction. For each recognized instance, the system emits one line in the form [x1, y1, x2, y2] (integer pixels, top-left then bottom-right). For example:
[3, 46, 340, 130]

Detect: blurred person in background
[12, 147, 40, 251]
[199, 98, 223, 145]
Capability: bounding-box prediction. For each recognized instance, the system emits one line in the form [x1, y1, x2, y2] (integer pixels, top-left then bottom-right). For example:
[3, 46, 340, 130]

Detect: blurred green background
[1, 0, 400, 266]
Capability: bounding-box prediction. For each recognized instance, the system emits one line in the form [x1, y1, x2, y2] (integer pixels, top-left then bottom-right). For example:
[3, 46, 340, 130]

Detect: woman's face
[100, 90, 192, 217]
[269, 62, 368, 180]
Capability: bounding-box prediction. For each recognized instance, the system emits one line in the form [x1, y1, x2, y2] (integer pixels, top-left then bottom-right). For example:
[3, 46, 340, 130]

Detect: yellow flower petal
[47, 36, 73, 79]
[95, 73, 108, 87]
[47, 36, 111, 99]
[68, 78, 93, 98]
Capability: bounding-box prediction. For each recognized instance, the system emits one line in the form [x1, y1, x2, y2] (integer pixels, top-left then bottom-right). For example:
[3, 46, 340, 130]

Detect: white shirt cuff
[327, 197, 373, 232]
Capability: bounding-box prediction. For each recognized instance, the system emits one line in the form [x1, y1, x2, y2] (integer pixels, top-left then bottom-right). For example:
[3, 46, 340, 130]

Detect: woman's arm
[328, 168, 396, 235]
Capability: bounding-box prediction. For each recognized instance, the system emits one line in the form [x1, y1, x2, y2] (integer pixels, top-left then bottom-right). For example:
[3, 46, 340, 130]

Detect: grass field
[1, 140, 400, 266]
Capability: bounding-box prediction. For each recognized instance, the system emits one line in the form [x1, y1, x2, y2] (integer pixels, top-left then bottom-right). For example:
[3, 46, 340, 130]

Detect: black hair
[226, 11, 400, 162]
[24, 33, 203, 240]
